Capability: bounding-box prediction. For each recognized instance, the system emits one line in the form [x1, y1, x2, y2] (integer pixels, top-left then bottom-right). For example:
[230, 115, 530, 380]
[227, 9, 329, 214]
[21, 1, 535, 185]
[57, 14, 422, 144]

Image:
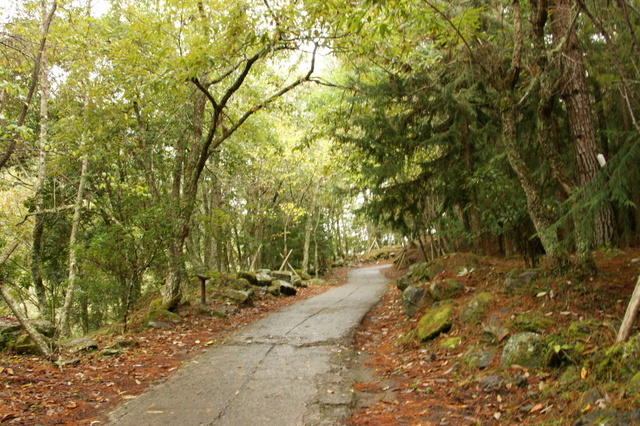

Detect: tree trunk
[162, 90, 205, 304]
[31, 4, 50, 319]
[1, 241, 55, 359]
[551, 0, 616, 249]
[302, 181, 320, 273]
[59, 146, 89, 336]
[501, 101, 565, 264]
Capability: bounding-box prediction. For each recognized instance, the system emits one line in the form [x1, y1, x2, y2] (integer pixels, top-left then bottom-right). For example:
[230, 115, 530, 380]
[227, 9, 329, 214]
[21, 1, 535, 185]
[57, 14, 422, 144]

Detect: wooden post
[196, 274, 211, 305]
[617, 275, 640, 342]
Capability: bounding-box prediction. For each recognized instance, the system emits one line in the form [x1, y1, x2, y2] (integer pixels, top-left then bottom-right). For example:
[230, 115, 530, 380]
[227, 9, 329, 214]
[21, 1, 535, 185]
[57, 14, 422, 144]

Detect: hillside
[347, 248, 640, 425]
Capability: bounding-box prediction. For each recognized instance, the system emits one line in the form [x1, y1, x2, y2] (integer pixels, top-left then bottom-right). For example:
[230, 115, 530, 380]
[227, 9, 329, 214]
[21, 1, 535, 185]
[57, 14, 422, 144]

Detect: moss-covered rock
[223, 289, 254, 306]
[440, 336, 463, 349]
[416, 305, 454, 342]
[500, 332, 546, 368]
[545, 335, 586, 367]
[429, 279, 464, 301]
[510, 312, 554, 333]
[627, 371, 640, 397]
[567, 319, 602, 338]
[238, 271, 258, 285]
[144, 309, 182, 323]
[13, 333, 57, 355]
[573, 409, 640, 426]
[462, 347, 496, 369]
[151, 293, 181, 312]
[595, 333, 640, 381]
[229, 278, 252, 290]
[503, 269, 542, 294]
[460, 292, 495, 324]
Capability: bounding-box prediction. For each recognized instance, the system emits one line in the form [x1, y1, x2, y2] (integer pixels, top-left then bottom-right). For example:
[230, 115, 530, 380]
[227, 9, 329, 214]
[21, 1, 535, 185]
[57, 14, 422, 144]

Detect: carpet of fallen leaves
[2, 249, 640, 426]
[346, 247, 640, 426]
[0, 268, 348, 425]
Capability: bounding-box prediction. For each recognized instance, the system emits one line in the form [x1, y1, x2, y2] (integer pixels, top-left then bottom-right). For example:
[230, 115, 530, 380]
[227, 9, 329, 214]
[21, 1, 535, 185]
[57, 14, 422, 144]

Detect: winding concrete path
[107, 264, 389, 425]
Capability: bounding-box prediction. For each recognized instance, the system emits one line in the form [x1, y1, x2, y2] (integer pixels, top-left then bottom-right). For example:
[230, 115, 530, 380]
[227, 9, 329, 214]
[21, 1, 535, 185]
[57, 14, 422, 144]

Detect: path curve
[107, 264, 389, 425]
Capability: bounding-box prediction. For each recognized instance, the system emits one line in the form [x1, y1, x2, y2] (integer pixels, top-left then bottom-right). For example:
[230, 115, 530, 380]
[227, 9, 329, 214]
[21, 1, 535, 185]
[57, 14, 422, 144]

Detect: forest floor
[1, 247, 639, 425]
[347, 247, 640, 426]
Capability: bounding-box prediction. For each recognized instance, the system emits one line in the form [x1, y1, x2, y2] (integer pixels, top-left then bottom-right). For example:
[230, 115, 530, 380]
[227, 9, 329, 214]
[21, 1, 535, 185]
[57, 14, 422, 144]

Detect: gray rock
[481, 325, 510, 344]
[100, 348, 123, 356]
[464, 348, 495, 369]
[272, 271, 292, 283]
[292, 275, 305, 287]
[429, 278, 464, 301]
[224, 289, 254, 306]
[279, 280, 297, 296]
[500, 332, 546, 368]
[255, 270, 273, 286]
[396, 275, 410, 292]
[307, 278, 327, 286]
[66, 337, 99, 353]
[509, 375, 528, 388]
[478, 375, 502, 392]
[30, 320, 56, 338]
[114, 340, 139, 349]
[148, 321, 174, 329]
[573, 409, 640, 426]
[504, 270, 540, 293]
[402, 286, 429, 318]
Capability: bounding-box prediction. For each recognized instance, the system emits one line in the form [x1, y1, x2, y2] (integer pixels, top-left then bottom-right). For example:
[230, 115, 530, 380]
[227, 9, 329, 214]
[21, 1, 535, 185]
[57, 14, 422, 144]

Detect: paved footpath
[107, 264, 389, 426]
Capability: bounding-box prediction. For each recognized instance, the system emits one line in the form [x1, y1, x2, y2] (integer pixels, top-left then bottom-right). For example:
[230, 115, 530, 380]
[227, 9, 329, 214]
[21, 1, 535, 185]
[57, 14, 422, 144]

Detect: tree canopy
[1, 0, 638, 337]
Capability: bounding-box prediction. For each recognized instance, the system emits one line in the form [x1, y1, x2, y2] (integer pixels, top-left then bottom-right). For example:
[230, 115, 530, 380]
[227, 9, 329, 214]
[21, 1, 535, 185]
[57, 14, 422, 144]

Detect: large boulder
[500, 332, 546, 368]
[415, 305, 454, 342]
[402, 286, 429, 318]
[429, 278, 464, 301]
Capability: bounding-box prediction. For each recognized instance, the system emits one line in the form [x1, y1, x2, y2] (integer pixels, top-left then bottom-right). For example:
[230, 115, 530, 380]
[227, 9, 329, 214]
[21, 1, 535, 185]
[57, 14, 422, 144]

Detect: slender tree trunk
[1, 242, 55, 359]
[59, 143, 89, 336]
[302, 181, 320, 273]
[31, 2, 50, 319]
